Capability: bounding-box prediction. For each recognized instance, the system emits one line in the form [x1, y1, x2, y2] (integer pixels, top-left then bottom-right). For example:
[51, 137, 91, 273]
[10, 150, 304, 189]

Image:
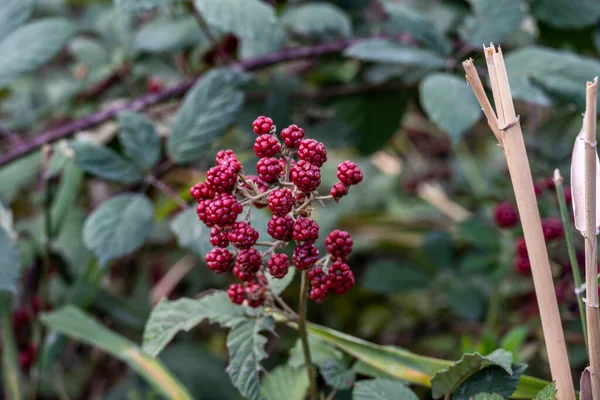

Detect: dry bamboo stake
[463, 45, 575, 400]
[583, 77, 600, 398]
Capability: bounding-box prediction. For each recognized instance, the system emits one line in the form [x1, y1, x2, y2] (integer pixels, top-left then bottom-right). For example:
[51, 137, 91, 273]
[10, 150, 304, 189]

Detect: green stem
[554, 169, 588, 350]
[1, 294, 21, 400]
[298, 271, 318, 400]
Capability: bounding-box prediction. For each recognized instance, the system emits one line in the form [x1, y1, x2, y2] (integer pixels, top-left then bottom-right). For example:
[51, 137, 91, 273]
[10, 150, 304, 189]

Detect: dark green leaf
[459, 0, 525, 47]
[320, 355, 355, 390]
[456, 218, 499, 252]
[134, 17, 208, 54]
[453, 363, 526, 400]
[353, 379, 419, 400]
[0, 0, 33, 42]
[361, 261, 429, 294]
[170, 207, 213, 259]
[446, 281, 487, 321]
[194, 0, 276, 39]
[0, 224, 19, 295]
[261, 365, 308, 400]
[281, 3, 352, 40]
[531, 0, 600, 29]
[473, 394, 504, 400]
[344, 39, 446, 69]
[534, 382, 556, 400]
[117, 111, 161, 170]
[69, 141, 144, 183]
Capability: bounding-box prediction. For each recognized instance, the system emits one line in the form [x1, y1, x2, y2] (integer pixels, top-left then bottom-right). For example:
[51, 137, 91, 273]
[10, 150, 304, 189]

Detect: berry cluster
[11, 296, 45, 371]
[190, 116, 363, 306]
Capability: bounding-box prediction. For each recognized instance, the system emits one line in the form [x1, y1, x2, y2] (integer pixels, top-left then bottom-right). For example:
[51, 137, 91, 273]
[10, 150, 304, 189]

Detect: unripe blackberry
[268, 189, 294, 216]
[256, 157, 283, 183]
[534, 183, 543, 197]
[493, 202, 518, 229]
[245, 282, 267, 308]
[267, 253, 290, 279]
[280, 124, 305, 148]
[254, 134, 281, 158]
[235, 248, 262, 274]
[207, 193, 243, 227]
[542, 217, 564, 241]
[190, 182, 215, 203]
[210, 227, 229, 248]
[514, 255, 531, 275]
[308, 266, 330, 303]
[298, 139, 327, 167]
[330, 182, 348, 201]
[196, 200, 215, 227]
[233, 265, 254, 282]
[215, 149, 238, 165]
[206, 163, 238, 193]
[19, 345, 37, 370]
[328, 260, 355, 295]
[515, 237, 527, 257]
[291, 160, 321, 193]
[205, 248, 232, 273]
[293, 243, 319, 270]
[325, 230, 353, 261]
[228, 283, 246, 305]
[267, 215, 294, 241]
[12, 307, 29, 328]
[253, 116, 274, 135]
[293, 217, 320, 243]
[228, 222, 259, 249]
[336, 161, 363, 186]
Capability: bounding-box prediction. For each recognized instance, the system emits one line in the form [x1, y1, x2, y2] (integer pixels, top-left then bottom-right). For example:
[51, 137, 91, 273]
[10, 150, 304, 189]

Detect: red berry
[236, 248, 262, 274]
[297, 139, 327, 167]
[254, 134, 281, 158]
[31, 296, 42, 315]
[19, 345, 37, 370]
[280, 124, 305, 148]
[146, 76, 163, 93]
[205, 248, 232, 273]
[267, 215, 294, 241]
[328, 260, 355, 295]
[515, 237, 527, 257]
[228, 283, 246, 305]
[308, 266, 330, 302]
[542, 217, 564, 241]
[207, 193, 243, 227]
[245, 282, 267, 308]
[514, 255, 531, 275]
[267, 254, 290, 279]
[233, 265, 254, 282]
[268, 189, 294, 216]
[293, 243, 319, 270]
[493, 202, 519, 229]
[190, 182, 215, 203]
[291, 160, 321, 193]
[12, 307, 29, 328]
[256, 157, 283, 183]
[293, 217, 320, 243]
[206, 163, 238, 193]
[564, 188, 572, 205]
[544, 177, 556, 191]
[325, 230, 353, 261]
[210, 227, 230, 248]
[330, 182, 348, 201]
[336, 161, 363, 186]
[253, 116, 274, 135]
[216, 149, 238, 165]
[228, 222, 259, 249]
[196, 200, 215, 227]
[534, 183, 543, 197]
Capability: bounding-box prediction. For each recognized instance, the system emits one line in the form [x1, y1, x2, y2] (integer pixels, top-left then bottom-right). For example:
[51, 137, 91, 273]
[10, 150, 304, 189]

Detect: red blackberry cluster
[190, 116, 362, 306]
[493, 202, 518, 229]
[11, 297, 45, 371]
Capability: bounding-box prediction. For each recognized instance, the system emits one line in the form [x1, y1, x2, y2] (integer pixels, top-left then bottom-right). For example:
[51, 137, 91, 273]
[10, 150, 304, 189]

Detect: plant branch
[298, 271, 318, 400]
[146, 175, 189, 210]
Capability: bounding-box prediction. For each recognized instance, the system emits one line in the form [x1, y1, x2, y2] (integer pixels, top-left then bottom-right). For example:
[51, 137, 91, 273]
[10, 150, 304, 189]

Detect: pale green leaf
[266, 265, 296, 296]
[169, 207, 212, 258]
[194, 0, 276, 39]
[320, 356, 355, 390]
[344, 39, 446, 69]
[226, 316, 274, 400]
[281, 3, 352, 40]
[474, 394, 504, 400]
[459, 0, 525, 47]
[453, 364, 526, 400]
[419, 73, 481, 143]
[69, 140, 144, 183]
[353, 379, 419, 400]
[114, 0, 172, 12]
[289, 336, 344, 369]
[531, 0, 600, 29]
[352, 361, 406, 381]
[261, 365, 308, 400]
[0, 0, 33, 42]
[83, 194, 154, 266]
[0, 224, 20, 295]
[134, 17, 208, 54]
[0, 18, 76, 86]
[534, 382, 556, 400]
[142, 292, 248, 357]
[0, 152, 41, 205]
[117, 111, 161, 170]
[68, 37, 109, 66]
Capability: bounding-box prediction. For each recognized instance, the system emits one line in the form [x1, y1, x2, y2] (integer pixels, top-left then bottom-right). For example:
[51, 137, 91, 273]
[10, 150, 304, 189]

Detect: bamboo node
[499, 115, 520, 132]
[585, 139, 598, 148]
[583, 297, 599, 308]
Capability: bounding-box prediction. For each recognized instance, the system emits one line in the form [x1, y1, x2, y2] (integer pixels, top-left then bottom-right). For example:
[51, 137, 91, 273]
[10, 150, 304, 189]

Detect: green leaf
[69, 141, 144, 183]
[430, 349, 513, 398]
[459, 0, 525, 47]
[117, 111, 161, 171]
[0, 152, 41, 205]
[289, 336, 344, 368]
[134, 17, 207, 54]
[114, 0, 173, 12]
[267, 266, 296, 296]
[68, 37, 109, 66]
[281, 2, 352, 40]
[446, 281, 487, 321]
[353, 379, 419, 400]
[534, 382, 556, 400]
[49, 163, 83, 238]
[226, 316, 274, 400]
[353, 360, 406, 381]
[142, 292, 248, 357]
[261, 365, 308, 400]
[344, 39, 446, 69]
[0, 18, 75, 86]
[0, 295, 20, 400]
[456, 217, 499, 252]
[40, 306, 192, 399]
[453, 364, 526, 400]
[474, 394, 505, 400]
[167, 68, 245, 163]
[499, 326, 528, 361]
[419, 73, 481, 143]
[0, 224, 20, 295]
[531, 0, 600, 29]
[361, 261, 429, 294]
[320, 355, 355, 390]
[194, 0, 276, 39]
[169, 207, 213, 259]
[83, 194, 154, 266]
[0, 0, 33, 42]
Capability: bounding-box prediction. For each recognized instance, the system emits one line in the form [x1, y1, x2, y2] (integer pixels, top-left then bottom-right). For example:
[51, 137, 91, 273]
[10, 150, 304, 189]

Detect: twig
[298, 271, 318, 400]
[150, 255, 197, 304]
[146, 175, 189, 210]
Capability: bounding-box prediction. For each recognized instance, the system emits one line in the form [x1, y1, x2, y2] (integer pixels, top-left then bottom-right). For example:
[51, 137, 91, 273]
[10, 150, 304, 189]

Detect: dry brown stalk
[462, 44, 575, 400]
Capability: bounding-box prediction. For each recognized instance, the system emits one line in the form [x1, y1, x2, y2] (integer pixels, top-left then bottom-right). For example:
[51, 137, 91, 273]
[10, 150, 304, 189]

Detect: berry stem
[298, 270, 319, 400]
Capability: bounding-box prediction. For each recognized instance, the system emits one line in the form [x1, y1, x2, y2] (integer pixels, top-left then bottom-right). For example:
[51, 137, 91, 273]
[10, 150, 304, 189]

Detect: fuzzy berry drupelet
[280, 124, 304, 148]
[196, 200, 214, 227]
[297, 139, 327, 167]
[205, 248, 232, 273]
[235, 248, 262, 274]
[233, 265, 254, 282]
[308, 266, 330, 302]
[328, 260, 355, 295]
[245, 282, 267, 308]
[325, 230, 353, 261]
[493, 202, 519, 229]
[337, 161, 363, 186]
[228, 283, 246, 305]
[293, 217, 320, 243]
[256, 157, 283, 183]
[293, 243, 319, 270]
[228, 222, 259, 249]
[215, 149, 238, 165]
[514, 255, 531, 275]
[267, 215, 294, 241]
[291, 160, 321, 193]
[253, 116, 274, 135]
[330, 182, 348, 201]
[268, 189, 294, 216]
[267, 253, 290, 279]
[254, 134, 281, 158]
[190, 182, 214, 203]
[206, 163, 238, 193]
[542, 217, 564, 241]
[207, 193, 243, 227]
[210, 227, 229, 248]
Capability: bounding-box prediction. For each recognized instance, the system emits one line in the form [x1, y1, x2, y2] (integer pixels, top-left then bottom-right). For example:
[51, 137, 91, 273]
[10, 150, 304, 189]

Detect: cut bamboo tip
[553, 169, 563, 185]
